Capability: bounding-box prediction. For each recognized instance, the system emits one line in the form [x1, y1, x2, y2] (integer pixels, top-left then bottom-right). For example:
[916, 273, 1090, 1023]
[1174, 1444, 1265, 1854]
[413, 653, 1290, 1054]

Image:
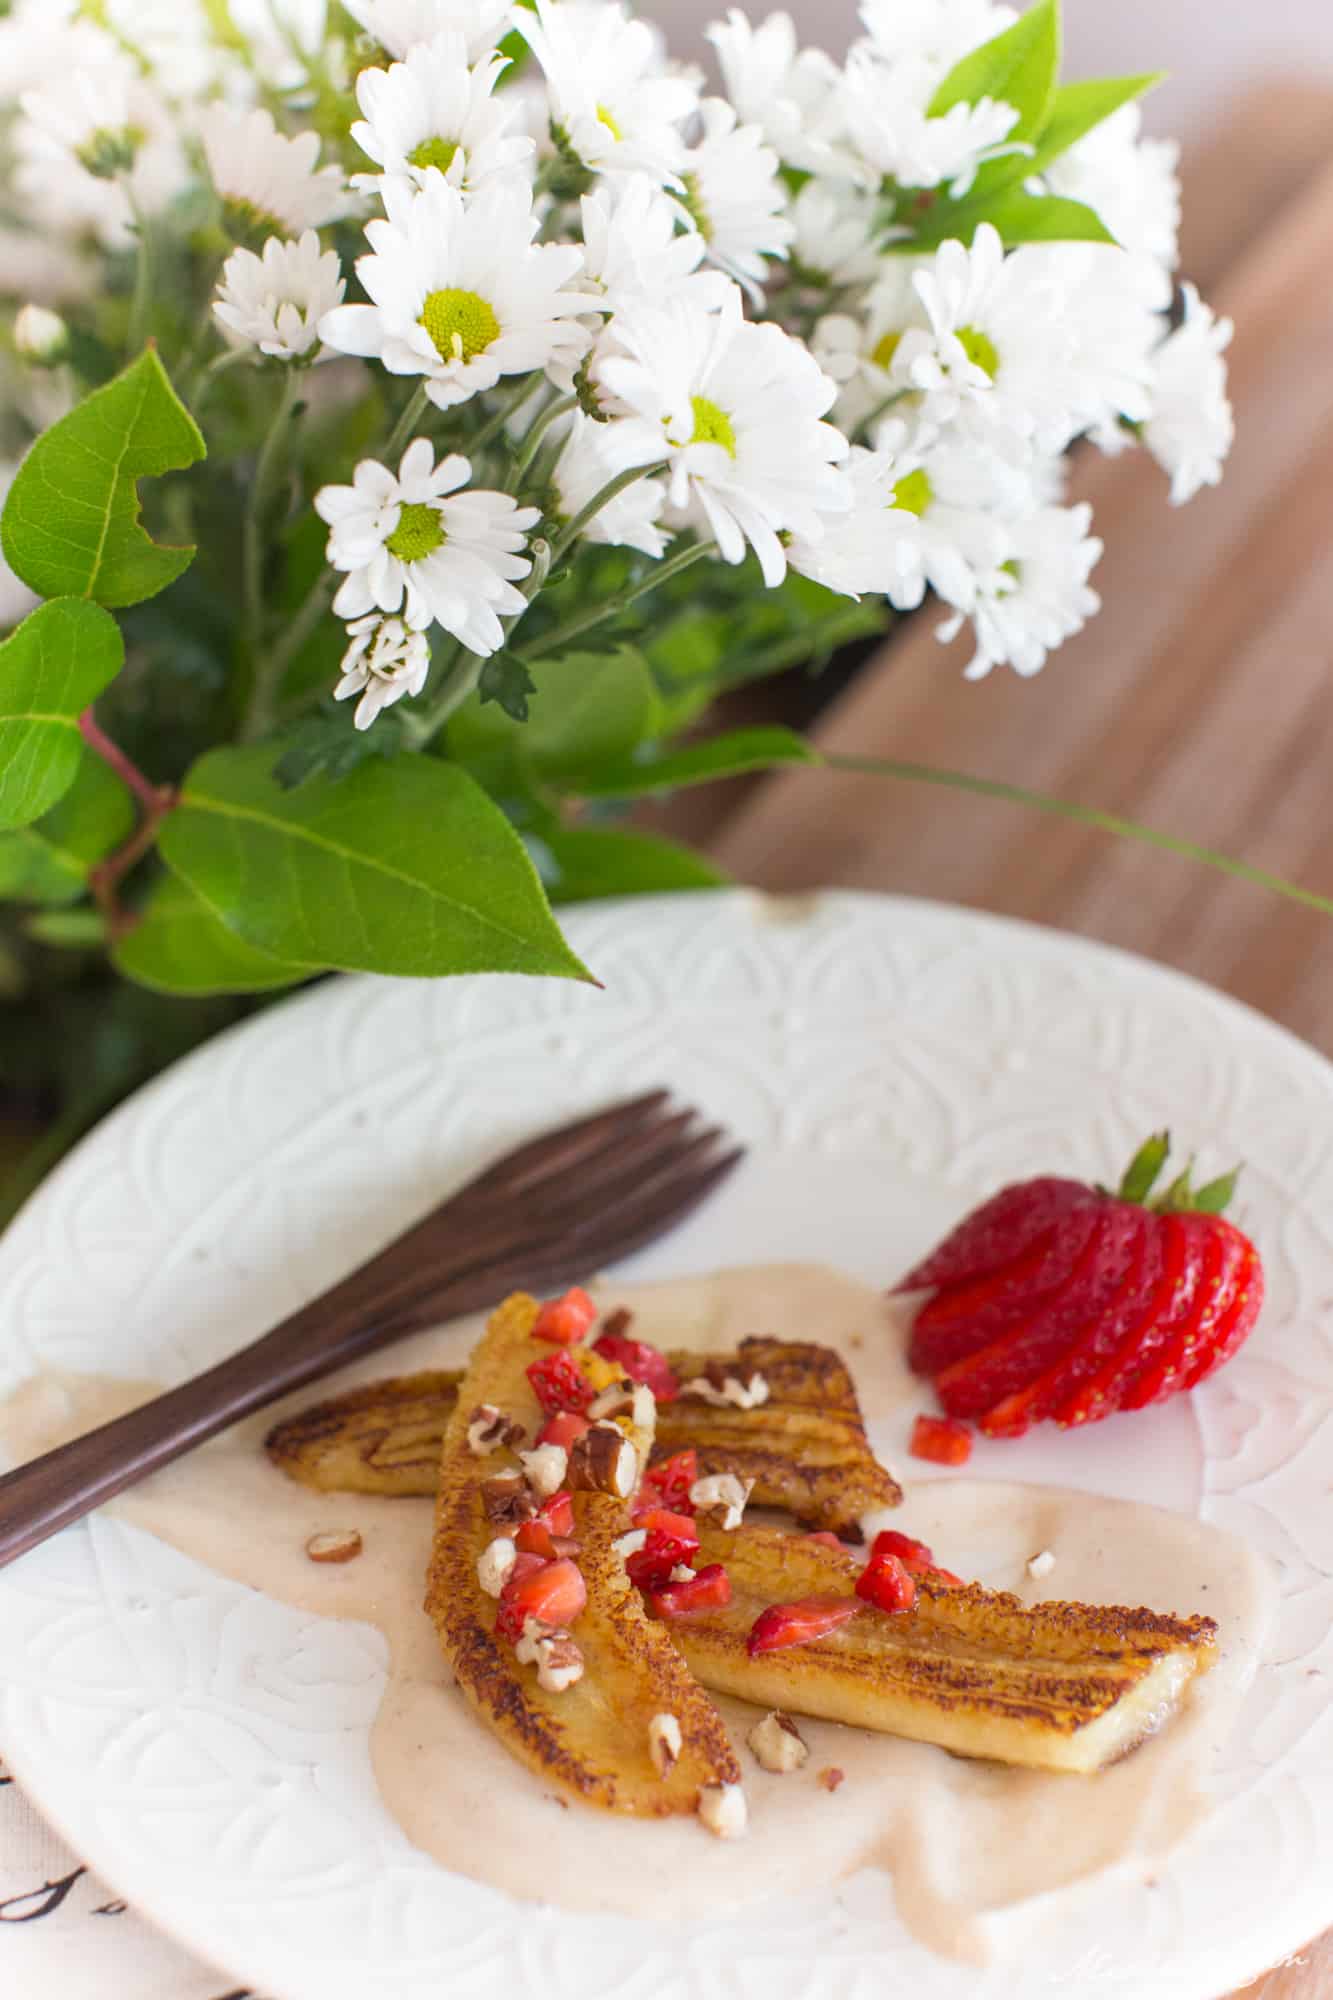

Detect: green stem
[518, 538, 716, 663]
[824, 754, 1333, 919]
[404, 539, 555, 747]
[126, 199, 155, 353]
[508, 390, 577, 489]
[267, 574, 340, 722]
[241, 373, 301, 739]
[549, 462, 667, 565]
[469, 375, 545, 459]
[383, 383, 432, 466]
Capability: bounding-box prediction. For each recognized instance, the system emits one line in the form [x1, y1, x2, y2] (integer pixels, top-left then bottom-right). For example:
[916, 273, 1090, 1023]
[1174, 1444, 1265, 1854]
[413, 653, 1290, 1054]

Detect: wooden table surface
[654, 82, 1333, 2000]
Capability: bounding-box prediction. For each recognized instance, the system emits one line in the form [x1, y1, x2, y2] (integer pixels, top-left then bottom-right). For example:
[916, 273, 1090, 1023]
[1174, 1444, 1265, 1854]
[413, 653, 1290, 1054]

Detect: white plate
[0, 889, 1330, 2000]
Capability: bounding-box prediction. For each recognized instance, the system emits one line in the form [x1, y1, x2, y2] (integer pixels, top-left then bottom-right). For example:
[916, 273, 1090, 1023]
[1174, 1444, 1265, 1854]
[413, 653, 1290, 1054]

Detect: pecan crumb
[480, 1472, 537, 1526]
[568, 1423, 638, 1498]
[305, 1530, 362, 1565]
[678, 1367, 769, 1410]
[747, 1710, 808, 1774]
[1027, 1549, 1056, 1580]
[689, 1471, 754, 1531]
[466, 1402, 526, 1456]
[648, 1712, 682, 1777]
[698, 1782, 748, 1840]
[817, 1766, 845, 1793]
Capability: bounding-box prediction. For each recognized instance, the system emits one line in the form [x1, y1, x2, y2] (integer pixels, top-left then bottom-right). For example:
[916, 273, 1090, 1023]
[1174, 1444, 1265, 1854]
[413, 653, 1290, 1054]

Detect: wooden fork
[0, 1091, 743, 1571]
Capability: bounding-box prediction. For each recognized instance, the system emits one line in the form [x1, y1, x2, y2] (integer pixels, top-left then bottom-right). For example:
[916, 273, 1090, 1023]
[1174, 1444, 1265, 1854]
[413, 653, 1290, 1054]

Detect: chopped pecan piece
[480, 1471, 538, 1527]
[747, 1710, 808, 1774]
[466, 1403, 526, 1455]
[305, 1530, 362, 1565]
[648, 1712, 682, 1776]
[568, 1422, 638, 1499]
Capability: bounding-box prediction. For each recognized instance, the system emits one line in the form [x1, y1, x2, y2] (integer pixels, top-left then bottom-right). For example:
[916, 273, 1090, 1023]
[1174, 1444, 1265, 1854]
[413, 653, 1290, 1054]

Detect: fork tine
[457, 1090, 674, 1204]
[530, 1146, 748, 1280]
[519, 1112, 720, 1224]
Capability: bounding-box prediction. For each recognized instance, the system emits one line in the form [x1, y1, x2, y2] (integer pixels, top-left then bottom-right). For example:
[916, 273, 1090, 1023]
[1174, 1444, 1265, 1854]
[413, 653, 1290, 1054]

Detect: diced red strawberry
[747, 1595, 858, 1657]
[628, 1520, 701, 1592]
[908, 1203, 1104, 1376]
[642, 1449, 697, 1513]
[871, 1529, 936, 1574]
[537, 1491, 574, 1538]
[531, 1287, 598, 1346]
[856, 1550, 916, 1614]
[495, 1555, 587, 1644]
[895, 1179, 1095, 1294]
[593, 1331, 679, 1401]
[526, 1348, 595, 1417]
[804, 1531, 845, 1550]
[537, 1410, 591, 1450]
[910, 1414, 973, 1465]
[928, 1568, 965, 1588]
[647, 1562, 731, 1619]
[635, 1507, 699, 1549]
[515, 1520, 558, 1558]
[935, 1209, 1146, 1422]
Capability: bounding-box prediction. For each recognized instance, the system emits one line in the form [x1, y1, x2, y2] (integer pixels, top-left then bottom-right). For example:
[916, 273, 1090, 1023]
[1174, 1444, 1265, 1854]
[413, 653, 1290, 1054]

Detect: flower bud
[14, 305, 70, 367]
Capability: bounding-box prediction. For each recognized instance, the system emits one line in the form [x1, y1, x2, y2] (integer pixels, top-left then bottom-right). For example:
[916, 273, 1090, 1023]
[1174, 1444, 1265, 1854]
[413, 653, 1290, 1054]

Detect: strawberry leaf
[1190, 1169, 1241, 1215]
[1117, 1131, 1171, 1205]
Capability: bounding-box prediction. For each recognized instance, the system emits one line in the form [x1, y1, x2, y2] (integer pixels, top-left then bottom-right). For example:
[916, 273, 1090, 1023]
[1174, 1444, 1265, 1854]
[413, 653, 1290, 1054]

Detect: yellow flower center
[679, 171, 711, 240]
[410, 135, 460, 174]
[596, 103, 623, 141]
[669, 394, 737, 457]
[418, 287, 501, 364]
[890, 468, 932, 517]
[385, 502, 446, 563]
[871, 330, 902, 372]
[957, 324, 1000, 378]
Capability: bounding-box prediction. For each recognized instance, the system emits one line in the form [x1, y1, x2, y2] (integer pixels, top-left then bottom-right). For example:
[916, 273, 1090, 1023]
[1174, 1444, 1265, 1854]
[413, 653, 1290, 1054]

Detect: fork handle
[0, 1258, 518, 1573]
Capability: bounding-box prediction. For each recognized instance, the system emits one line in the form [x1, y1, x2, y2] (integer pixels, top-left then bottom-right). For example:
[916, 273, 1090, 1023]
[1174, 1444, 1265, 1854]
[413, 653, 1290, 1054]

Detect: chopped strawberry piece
[537, 1490, 574, 1538]
[856, 1550, 916, 1614]
[526, 1348, 595, 1417]
[642, 1449, 697, 1513]
[804, 1531, 845, 1550]
[928, 1568, 965, 1588]
[514, 1520, 557, 1559]
[747, 1595, 858, 1657]
[871, 1529, 936, 1574]
[626, 1510, 701, 1591]
[593, 1330, 679, 1401]
[531, 1287, 598, 1346]
[495, 1555, 587, 1645]
[537, 1410, 591, 1450]
[635, 1507, 699, 1549]
[647, 1562, 731, 1619]
[910, 1414, 973, 1465]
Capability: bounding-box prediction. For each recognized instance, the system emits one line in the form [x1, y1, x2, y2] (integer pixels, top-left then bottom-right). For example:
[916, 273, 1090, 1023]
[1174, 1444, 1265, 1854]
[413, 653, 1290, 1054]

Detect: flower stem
[548, 461, 667, 565]
[469, 375, 545, 459]
[240, 372, 301, 739]
[77, 710, 179, 940]
[507, 391, 577, 489]
[126, 199, 155, 354]
[518, 538, 716, 662]
[403, 540, 554, 748]
[78, 713, 162, 813]
[383, 383, 432, 466]
[824, 754, 1333, 918]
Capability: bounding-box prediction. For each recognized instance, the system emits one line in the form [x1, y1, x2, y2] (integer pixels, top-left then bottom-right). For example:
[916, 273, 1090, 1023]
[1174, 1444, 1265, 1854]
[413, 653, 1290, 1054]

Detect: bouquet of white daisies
[0, 0, 1233, 1171]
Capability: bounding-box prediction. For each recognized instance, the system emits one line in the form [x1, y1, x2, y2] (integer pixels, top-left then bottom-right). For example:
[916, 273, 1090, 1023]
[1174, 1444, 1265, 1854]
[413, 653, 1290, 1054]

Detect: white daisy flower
[705, 9, 855, 178]
[840, 49, 1022, 196]
[894, 224, 1081, 453]
[1144, 284, 1234, 506]
[320, 176, 597, 409]
[350, 32, 534, 197]
[942, 502, 1103, 679]
[0, 9, 120, 105]
[229, 0, 329, 81]
[788, 178, 884, 290]
[811, 258, 926, 434]
[580, 177, 733, 315]
[334, 613, 432, 730]
[1019, 242, 1166, 451]
[16, 58, 187, 252]
[343, 0, 515, 65]
[315, 438, 540, 651]
[214, 231, 346, 362]
[1045, 105, 1181, 272]
[856, 0, 1017, 78]
[550, 410, 670, 557]
[595, 287, 849, 586]
[199, 105, 350, 238]
[14, 304, 70, 365]
[518, 0, 699, 186]
[0, 461, 40, 632]
[676, 100, 793, 296]
[786, 424, 1008, 614]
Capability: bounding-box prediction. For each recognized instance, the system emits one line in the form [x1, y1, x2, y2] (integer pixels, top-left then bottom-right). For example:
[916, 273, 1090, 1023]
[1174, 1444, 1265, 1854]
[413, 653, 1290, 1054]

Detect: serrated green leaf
[573, 726, 819, 799]
[272, 707, 410, 790]
[0, 598, 125, 829]
[929, 0, 1060, 143]
[0, 754, 134, 903]
[114, 871, 308, 996]
[478, 650, 537, 722]
[1, 347, 206, 608]
[159, 744, 593, 982]
[537, 825, 729, 904]
[1027, 74, 1163, 176]
[1118, 1130, 1171, 1205]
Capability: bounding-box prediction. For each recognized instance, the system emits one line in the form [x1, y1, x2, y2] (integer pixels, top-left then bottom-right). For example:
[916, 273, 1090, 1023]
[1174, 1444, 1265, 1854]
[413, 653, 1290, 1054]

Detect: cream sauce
[0, 1264, 1276, 1961]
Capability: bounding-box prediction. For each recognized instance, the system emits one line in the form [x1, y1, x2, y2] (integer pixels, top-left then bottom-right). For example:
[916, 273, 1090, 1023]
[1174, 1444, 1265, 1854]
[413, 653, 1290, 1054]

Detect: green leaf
[0, 598, 125, 829]
[1027, 74, 1163, 177]
[114, 872, 308, 996]
[573, 726, 819, 798]
[1190, 1168, 1240, 1216]
[1117, 1131, 1171, 1205]
[0, 753, 134, 903]
[1, 347, 206, 608]
[523, 648, 662, 784]
[272, 707, 410, 790]
[477, 651, 537, 722]
[24, 908, 107, 949]
[537, 825, 729, 904]
[929, 0, 1060, 142]
[159, 744, 593, 982]
[909, 185, 1116, 250]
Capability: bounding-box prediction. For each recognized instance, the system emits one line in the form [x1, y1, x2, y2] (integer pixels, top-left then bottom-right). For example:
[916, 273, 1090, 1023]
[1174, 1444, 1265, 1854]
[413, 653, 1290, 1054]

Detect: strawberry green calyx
[1114, 1132, 1240, 1215]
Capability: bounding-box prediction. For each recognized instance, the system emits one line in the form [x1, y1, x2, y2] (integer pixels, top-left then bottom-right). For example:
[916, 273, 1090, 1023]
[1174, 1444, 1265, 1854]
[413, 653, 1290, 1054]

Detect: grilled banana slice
[265, 1337, 900, 1532]
[423, 1293, 742, 1820]
[662, 1524, 1217, 1775]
